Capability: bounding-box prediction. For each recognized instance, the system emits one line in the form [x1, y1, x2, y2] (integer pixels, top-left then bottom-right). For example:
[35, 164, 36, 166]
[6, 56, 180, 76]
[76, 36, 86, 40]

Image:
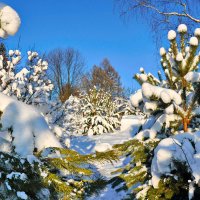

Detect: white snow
[185, 46, 190, 53]
[160, 91, 171, 104]
[135, 129, 157, 140]
[185, 71, 200, 82]
[142, 82, 182, 105]
[52, 125, 63, 137]
[95, 143, 112, 152]
[165, 104, 174, 114]
[64, 138, 71, 148]
[0, 3, 21, 38]
[0, 92, 61, 156]
[144, 102, 158, 112]
[140, 67, 144, 73]
[70, 117, 143, 155]
[160, 47, 166, 56]
[177, 24, 187, 33]
[151, 131, 200, 189]
[130, 90, 143, 107]
[17, 191, 28, 200]
[7, 172, 27, 181]
[176, 52, 183, 62]
[151, 114, 180, 133]
[168, 30, 176, 40]
[190, 37, 198, 46]
[195, 28, 200, 37]
[120, 115, 144, 132]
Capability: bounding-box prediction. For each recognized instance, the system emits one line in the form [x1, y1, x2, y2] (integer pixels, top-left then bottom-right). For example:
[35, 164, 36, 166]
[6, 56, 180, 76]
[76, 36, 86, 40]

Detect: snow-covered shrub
[115, 96, 146, 117]
[46, 95, 81, 137]
[110, 24, 200, 199]
[79, 87, 121, 135]
[0, 45, 53, 106]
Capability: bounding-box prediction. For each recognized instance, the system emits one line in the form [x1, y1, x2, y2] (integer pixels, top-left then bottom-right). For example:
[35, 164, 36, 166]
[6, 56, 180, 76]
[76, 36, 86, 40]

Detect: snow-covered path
[69, 116, 144, 199]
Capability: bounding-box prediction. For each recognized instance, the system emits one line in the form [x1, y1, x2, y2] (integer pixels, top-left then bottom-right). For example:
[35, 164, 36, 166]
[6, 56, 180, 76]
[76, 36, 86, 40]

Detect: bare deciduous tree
[82, 58, 124, 97]
[47, 48, 85, 102]
[115, 0, 200, 43]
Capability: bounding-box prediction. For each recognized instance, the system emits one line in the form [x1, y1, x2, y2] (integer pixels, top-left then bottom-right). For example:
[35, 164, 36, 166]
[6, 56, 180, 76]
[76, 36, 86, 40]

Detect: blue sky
[3, 0, 161, 90]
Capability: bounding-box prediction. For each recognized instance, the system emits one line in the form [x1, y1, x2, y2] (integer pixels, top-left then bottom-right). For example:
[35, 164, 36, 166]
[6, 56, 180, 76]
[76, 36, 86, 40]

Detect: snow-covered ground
[70, 115, 144, 155]
[69, 115, 144, 199]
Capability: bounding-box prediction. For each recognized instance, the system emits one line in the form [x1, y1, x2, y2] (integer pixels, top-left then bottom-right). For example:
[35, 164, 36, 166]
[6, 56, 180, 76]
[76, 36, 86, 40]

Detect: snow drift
[0, 92, 61, 156]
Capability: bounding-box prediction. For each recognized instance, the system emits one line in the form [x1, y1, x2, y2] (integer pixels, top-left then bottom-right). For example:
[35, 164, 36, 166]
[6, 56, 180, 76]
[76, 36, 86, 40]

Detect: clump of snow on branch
[195, 28, 200, 37]
[168, 30, 176, 40]
[190, 37, 198, 46]
[0, 3, 20, 38]
[159, 47, 166, 56]
[177, 24, 187, 33]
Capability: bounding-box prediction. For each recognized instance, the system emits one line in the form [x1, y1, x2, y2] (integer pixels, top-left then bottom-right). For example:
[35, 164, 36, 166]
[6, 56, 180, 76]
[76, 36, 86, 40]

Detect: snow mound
[95, 143, 112, 152]
[0, 93, 61, 156]
[151, 132, 200, 189]
[120, 115, 144, 132]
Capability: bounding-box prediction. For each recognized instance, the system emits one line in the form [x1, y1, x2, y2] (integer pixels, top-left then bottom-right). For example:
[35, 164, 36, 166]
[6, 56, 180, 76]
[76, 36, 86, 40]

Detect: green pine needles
[0, 147, 118, 199]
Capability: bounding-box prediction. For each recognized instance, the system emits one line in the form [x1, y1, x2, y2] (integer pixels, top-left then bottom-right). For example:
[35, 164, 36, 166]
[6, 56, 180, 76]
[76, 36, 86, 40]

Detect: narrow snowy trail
[69, 116, 144, 199]
[87, 156, 128, 200]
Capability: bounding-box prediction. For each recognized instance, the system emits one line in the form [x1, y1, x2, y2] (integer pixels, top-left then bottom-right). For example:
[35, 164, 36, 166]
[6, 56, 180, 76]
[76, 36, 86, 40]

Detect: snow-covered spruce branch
[172, 137, 194, 177]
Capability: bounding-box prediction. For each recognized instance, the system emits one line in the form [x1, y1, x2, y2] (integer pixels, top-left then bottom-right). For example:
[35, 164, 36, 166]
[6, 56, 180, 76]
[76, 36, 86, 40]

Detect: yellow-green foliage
[110, 139, 159, 198]
[0, 147, 118, 200]
[111, 139, 195, 200]
[37, 147, 119, 199]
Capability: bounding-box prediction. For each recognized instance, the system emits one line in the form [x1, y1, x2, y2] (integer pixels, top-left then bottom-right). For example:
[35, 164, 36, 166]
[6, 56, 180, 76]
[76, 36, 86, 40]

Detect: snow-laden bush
[47, 95, 137, 137]
[0, 46, 53, 106]
[110, 24, 200, 199]
[46, 95, 81, 137]
[79, 87, 121, 135]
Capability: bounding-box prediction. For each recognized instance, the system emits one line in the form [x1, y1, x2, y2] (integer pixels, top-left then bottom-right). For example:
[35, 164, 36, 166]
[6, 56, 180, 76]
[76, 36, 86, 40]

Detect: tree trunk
[183, 117, 189, 132]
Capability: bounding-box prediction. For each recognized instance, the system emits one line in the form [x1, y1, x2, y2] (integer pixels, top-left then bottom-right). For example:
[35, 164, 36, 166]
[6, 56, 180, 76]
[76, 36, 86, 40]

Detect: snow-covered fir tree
[78, 86, 121, 135]
[46, 95, 81, 139]
[110, 24, 200, 199]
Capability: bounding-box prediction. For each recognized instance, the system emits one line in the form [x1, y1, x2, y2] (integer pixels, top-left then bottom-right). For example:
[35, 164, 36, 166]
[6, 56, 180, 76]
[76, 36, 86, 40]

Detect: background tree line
[46, 48, 125, 103]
